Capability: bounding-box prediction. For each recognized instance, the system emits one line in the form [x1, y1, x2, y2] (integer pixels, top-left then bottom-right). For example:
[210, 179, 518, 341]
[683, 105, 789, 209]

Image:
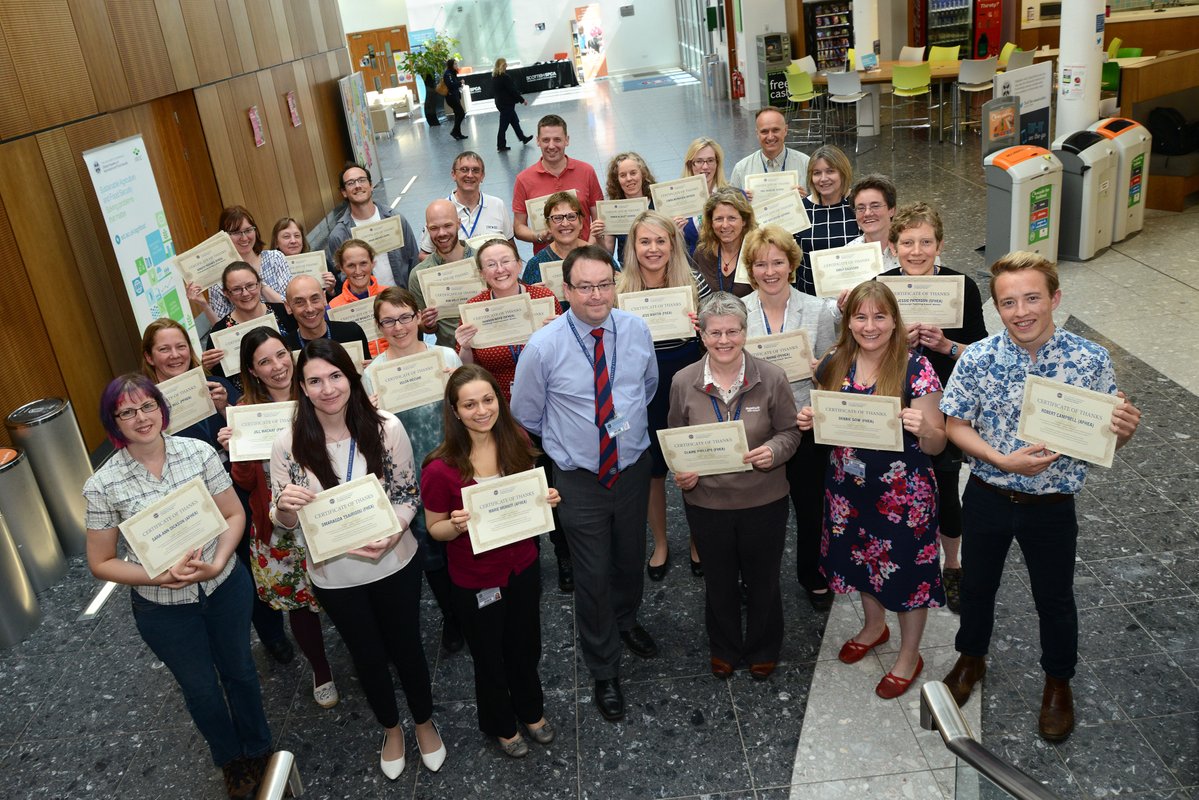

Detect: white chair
[792, 55, 818, 75]
[899, 45, 926, 62]
[824, 70, 868, 147]
[1004, 49, 1035, 71]
[953, 56, 997, 145]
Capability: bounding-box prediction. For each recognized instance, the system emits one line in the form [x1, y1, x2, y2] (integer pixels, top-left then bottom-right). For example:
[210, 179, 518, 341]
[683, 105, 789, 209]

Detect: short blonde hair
[989, 251, 1059, 303]
[742, 225, 801, 288]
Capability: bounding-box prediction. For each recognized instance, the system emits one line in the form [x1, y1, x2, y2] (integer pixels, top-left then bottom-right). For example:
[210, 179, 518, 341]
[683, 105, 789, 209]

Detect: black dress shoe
[805, 586, 834, 611]
[594, 677, 624, 721]
[690, 557, 704, 577]
[646, 548, 670, 582]
[620, 624, 658, 658]
[497, 145, 511, 151]
[264, 637, 294, 664]
[557, 557, 574, 593]
[441, 620, 464, 653]
[520, 135, 533, 144]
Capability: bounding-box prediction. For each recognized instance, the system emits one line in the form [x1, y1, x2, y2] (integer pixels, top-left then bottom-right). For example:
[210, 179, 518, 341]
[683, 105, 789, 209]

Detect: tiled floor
[1, 77, 1197, 799]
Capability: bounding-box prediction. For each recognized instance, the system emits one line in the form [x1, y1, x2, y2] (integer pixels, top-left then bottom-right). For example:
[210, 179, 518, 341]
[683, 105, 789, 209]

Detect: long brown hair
[815, 282, 910, 401]
[424, 365, 538, 482]
[140, 318, 200, 381]
[605, 152, 656, 200]
[239, 327, 294, 405]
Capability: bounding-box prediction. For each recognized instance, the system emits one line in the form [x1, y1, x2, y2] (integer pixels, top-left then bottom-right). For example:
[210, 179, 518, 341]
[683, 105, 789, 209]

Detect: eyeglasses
[701, 328, 745, 340]
[343, 177, 370, 188]
[114, 400, 159, 421]
[229, 226, 256, 239]
[691, 157, 717, 167]
[566, 281, 616, 295]
[227, 281, 260, 296]
[455, 166, 483, 175]
[480, 257, 520, 271]
[377, 312, 417, 328]
[854, 202, 887, 214]
[549, 213, 579, 224]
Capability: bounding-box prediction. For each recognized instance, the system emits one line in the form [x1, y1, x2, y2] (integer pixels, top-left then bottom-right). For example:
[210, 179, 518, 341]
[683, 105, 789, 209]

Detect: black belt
[969, 474, 1072, 505]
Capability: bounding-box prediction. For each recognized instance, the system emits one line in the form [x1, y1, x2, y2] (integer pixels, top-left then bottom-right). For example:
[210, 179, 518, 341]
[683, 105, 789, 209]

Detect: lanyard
[760, 150, 786, 173]
[761, 296, 790, 334]
[710, 394, 744, 422]
[456, 194, 484, 239]
[566, 314, 617, 381]
[299, 314, 333, 348]
[344, 438, 357, 482]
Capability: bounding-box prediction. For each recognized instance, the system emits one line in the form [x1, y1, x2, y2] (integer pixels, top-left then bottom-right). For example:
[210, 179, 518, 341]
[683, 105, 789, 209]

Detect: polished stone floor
[1, 77, 1197, 799]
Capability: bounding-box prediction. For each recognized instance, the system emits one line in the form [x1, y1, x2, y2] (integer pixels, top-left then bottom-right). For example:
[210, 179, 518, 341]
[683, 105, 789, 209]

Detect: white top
[729, 147, 811, 190]
[419, 191, 513, 252]
[353, 207, 397, 287]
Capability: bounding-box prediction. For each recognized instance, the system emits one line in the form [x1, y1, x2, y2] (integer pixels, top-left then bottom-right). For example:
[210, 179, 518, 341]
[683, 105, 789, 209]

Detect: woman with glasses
[200, 262, 296, 394]
[846, 174, 908, 273]
[795, 145, 860, 296]
[693, 188, 756, 298]
[188, 206, 293, 326]
[521, 191, 591, 288]
[591, 152, 656, 267]
[83, 373, 272, 799]
[330, 238, 387, 357]
[272, 217, 336, 295]
[678, 138, 731, 254]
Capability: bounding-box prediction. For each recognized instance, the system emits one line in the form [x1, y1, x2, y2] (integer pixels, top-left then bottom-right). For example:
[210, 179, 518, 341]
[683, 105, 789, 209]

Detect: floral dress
[820, 352, 946, 611]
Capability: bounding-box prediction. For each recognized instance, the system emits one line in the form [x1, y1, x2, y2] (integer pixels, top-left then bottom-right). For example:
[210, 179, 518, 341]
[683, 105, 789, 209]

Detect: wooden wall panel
[224, 0, 258, 73]
[244, 0, 282, 70]
[212, 0, 244, 76]
[153, 0, 200, 90]
[307, 53, 353, 195]
[226, 74, 288, 224]
[291, 59, 336, 213]
[179, 0, 234, 85]
[108, 0, 177, 102]
[318, 0, 344, 50]
[255, 70, 302, 221]
[0, 0, 98, 130]
[67, 0, 133, 112]
[287, 0, 318, 58]
[0, 30, 31, 140]
[269, 0, 295, 63]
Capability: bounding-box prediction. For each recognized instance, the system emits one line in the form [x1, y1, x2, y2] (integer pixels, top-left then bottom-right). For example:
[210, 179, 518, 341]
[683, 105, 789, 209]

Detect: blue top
[511, 308, 659, 472]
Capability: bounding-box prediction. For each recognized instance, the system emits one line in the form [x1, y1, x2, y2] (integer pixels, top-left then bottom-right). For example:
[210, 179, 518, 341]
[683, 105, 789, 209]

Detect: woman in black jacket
[444, 58, 467, 140]
[492, 58, 532, 152]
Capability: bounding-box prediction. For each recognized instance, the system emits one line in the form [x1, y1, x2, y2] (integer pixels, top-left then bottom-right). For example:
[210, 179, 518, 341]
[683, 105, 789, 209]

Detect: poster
[574, 5, 608, 80]
[286, 91, 302, 127]
[1128, 153, 1144, 208]
[248, 105, 266, 147]
[1059, 65, 1086, 102]
[337, 71, 377, 178]
[1028, 185, 1052, 244]
[994, 61, 1052, 148]
[83, 135, 201, 351]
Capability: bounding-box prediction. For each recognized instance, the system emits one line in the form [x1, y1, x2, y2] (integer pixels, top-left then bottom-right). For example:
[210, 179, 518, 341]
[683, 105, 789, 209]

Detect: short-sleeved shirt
[512, 157, 604, 254]
[407, 246, 476, 348]
[83, 435, 235, 605]
[940, 327, 1117, 495]
[419, 191, 513, 253]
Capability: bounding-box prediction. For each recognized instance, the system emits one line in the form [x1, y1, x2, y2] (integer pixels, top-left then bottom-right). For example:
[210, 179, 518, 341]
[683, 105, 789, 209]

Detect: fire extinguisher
[731, 68, 745, 100]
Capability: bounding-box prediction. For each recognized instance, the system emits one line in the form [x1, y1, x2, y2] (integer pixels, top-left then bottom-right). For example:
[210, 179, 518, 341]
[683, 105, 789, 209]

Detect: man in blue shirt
[938, 252, 1141, 742]
[512, 245, 660, 722]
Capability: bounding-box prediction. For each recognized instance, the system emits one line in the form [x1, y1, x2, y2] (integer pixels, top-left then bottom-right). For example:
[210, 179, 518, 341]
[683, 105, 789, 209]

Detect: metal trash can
[1087, 117, 1152, 243]
[1053, 130, 1118, 261]
[0, 448, 65, 592]
[0, 509, 41, 649]
[5, 398, 92, 556]
[984, 145, 1063, 266]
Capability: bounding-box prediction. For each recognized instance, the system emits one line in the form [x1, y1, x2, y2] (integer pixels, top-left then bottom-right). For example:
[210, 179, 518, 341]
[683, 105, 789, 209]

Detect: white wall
[338, 0, 410, 33]
[736, 0, 789, 109]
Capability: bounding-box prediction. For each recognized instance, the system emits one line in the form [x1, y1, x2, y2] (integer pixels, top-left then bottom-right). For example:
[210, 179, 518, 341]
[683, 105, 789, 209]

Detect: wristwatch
[949, 343, 960, 359]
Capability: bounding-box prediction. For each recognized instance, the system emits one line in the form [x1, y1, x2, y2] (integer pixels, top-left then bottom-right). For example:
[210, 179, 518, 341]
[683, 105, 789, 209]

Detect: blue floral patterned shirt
[940, 327, 1117, 495]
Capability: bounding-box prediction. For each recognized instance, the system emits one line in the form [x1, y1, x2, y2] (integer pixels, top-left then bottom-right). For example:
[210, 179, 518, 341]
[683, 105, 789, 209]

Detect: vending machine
[918, 0, 974, 52]
[804, 0, 854, 72]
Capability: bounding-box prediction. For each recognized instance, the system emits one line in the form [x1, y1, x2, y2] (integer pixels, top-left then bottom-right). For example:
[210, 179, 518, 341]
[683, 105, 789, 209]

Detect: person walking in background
[493, 58, 532, 152]
[444, 58, 467, 141]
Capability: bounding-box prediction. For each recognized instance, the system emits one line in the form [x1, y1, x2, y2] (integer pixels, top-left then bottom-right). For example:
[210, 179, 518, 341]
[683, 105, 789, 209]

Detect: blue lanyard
[760, 150, 786, 173]
[457, 194, 484, 239]
[566, 314, 617, 381]
[710, 394, 744, 422]
[299, 314, 333, 348]
[761, 296, 789, 334]
[344, 438, 357, 482]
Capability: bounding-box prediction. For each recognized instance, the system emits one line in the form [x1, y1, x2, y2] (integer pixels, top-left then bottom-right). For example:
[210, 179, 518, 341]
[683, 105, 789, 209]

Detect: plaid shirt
[83, 435, 235, 605]
[207, 249, 293, 319]
[795, 196, 861, 296]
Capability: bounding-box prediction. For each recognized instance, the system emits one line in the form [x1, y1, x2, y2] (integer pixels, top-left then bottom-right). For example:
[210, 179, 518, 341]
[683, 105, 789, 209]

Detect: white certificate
[754, 188, 812, 235]
[118, 477, 228, 578]
[1016, 376, 1119, 468]
[328, 297, 377, 336]
[529, 295, 557, 328]
[657, 421, 753, 477]
[299, 474, 402, 563]
[616, 286, 696, 341]
[457, 294, 537, 348]
[422, 276, 486, 309]
[465, 233, 506, 251]
[367, 350, 447, 413]
[226, 401, 297, 462]
[291, 340, 364, 374]
[209, 314, 281, 375]
[159, 367, 217, 434]
[418, 258, 478, 286]
[745, 330, 814, 382]
[810, 242, 884, 299]
[462, 467, 554, 554]
[525, 188, 578, 233]
[595, 197, 650, 235]
[539, 260, 565, 299]
[810, 390, 903, 452]
[876, 275, 966, 328]
[649, 174, 709, 219]
[283, 251, 326, 281]
[352, 215, 404, 254]
[174, 231, 239, 289]
[745, 171, 801, 205]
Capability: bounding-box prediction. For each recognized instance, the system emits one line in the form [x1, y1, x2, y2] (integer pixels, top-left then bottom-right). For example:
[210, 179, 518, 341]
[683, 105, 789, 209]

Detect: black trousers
[313, 559, 433, 728]
[932, 443, 964, 539]
[686, 497, 789, 665]
[787, 432, 830, 591]
[497, 106, 527, 147]
[446, 95, 466, 135]
[450, 559, 544, 738]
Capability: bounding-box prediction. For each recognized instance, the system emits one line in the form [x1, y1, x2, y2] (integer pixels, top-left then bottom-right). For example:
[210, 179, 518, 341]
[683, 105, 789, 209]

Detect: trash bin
[1087, 117, 1152, 243]
[0, 448, 65, 593]
[984, 145, 1063, 266]
[5, 398, 92, 556]
[1053, 130, 1118, 262]
[0, 509, 41, 649]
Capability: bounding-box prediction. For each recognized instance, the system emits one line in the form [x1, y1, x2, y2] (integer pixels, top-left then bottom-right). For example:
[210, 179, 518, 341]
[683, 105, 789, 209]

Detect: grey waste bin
[0, 448, 65, 592]
[1052, 130, 1117, 262]
[6, 398, 91, 556]
[0, 509, 41, 649]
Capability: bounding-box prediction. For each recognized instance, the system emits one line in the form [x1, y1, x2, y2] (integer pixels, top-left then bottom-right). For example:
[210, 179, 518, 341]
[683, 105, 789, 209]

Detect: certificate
[226, 401, 297, 462]
[291, 340, 364, 373]
[457, 294, 536, 348]
[328, 297, 377, 335]
[159, 367, 217, 434]
[283, 251, 326, 281]
[525, 188, 577, 233]
[367, 350, 447, 413]
[423, 276, 486, 310]
[352, 216, 404, 254]
[810, 390, 903, 452]
[174, 231, 239, 288]
[595, 197, 650, 235]
[649, 175, 709, 219]
[462, 467, 554, 554]
[810, 242, 884, 298]
[209, 314, 281, 375]
[466, 233, 506, 251]
[1016, 376, 1119, 468]
[539, 260, 565, 299]
[417, 258, 478, 286]
[616, 286, 695, 341]
[876, 275, 965, 328]
[529, 295, 557, 328]
[299, 474, 402, 562]
[118, 477, 228, 578]
[745, 330, 814, 382]
[754, 188, 812, 235]
[745, 171, 801, 205]
[657, 421, 753, 477]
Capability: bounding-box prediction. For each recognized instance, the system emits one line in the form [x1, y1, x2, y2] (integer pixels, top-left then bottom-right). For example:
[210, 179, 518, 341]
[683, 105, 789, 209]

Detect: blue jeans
[132, 562, 272, 766]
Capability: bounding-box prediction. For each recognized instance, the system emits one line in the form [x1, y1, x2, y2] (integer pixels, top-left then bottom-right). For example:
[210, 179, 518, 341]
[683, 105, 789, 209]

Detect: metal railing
[256, 751, 303, 799]
[920, 681, 1061, 800]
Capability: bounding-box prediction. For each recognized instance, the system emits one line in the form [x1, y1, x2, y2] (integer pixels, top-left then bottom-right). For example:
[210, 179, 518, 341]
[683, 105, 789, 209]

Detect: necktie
[591, 328, 619, 488]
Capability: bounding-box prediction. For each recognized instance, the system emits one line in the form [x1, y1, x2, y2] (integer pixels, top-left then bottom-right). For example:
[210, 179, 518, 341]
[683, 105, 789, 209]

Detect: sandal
[837, 626, 890, 664]
[875, 656, 923, 699]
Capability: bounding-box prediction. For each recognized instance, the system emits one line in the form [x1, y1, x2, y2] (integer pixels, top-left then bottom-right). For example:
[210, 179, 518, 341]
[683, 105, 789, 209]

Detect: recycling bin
[0, 509, 41, 649]
[984, 145, 1063, 266]
[1087, 117, 1152, 243]
[1053, 130, 1117, 261]
[0, 448, 65, 592]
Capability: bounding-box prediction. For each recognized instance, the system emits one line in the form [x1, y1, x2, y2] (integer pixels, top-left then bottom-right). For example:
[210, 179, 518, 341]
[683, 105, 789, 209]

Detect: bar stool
[997, 42, 1018, 69]
[899, 45, 926, 62]
[954, 56, 998, 145]
[824, 70, 868, 147]
[889, 62, 932, 150]
[785, 68, 824, 146]
[1004, 49, 1035, 71]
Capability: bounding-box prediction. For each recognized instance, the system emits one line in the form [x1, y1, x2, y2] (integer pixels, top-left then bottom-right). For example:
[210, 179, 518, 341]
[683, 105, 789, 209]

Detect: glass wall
[676, 0, 715, 77]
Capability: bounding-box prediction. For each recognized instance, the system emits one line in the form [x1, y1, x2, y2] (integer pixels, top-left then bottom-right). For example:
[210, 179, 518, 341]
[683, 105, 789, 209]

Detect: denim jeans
[132, 562, 272, 766]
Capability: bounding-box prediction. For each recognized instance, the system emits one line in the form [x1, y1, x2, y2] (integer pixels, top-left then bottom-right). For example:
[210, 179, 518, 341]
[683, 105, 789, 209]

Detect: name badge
[843, 457, 866, 479]
[605, 415, 631, 437]
[476, 587, 502, 609]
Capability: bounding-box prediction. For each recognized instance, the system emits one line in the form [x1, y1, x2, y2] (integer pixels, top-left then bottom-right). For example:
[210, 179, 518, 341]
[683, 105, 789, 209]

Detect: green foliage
[398, 33, 461, 79]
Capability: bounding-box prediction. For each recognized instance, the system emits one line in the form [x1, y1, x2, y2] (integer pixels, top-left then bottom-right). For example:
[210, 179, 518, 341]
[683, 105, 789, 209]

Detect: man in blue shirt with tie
[512, 245, 660, 722]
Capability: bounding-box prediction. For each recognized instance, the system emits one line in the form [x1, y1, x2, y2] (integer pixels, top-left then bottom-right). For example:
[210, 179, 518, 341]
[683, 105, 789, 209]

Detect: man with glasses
[418, 152, 513, 258]
[325, 163, 419, 289]
[407, 199, 477, 349]
[282, 275, 370, 354]
[512, 114, 604, 254]
[728, 107, 810, 195]
[512, 245, 659, 723]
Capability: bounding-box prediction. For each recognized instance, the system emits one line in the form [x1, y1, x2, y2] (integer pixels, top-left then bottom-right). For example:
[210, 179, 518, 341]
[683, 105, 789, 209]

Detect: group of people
[83, 106, 1142, 799]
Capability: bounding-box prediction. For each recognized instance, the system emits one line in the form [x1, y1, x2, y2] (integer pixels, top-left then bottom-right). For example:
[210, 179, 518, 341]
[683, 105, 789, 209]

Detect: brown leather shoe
[943, 654, 987, 707]
[1038, 675, 1074, 742]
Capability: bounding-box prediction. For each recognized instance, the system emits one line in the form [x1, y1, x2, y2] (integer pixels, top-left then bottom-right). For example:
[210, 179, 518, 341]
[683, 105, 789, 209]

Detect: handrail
[256, 751, 303, 799]
[920, 681, 1061, 800]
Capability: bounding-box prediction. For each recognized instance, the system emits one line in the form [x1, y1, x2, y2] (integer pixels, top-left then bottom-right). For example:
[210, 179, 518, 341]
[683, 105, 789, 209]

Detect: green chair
[785, 69, 824, 145]
[1116, 47, 1143, 58]
[929, 45, 960, 62]
[1107, 37, 1122, 59]
[998, 42, 1018, 68]
[846, 47, 856, 70]
[1100, 61, 1121, 94]
[889, 62, 932, 150]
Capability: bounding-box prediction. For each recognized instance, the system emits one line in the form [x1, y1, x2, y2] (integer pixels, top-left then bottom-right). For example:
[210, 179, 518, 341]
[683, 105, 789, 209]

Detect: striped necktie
[591, 328, 619, 488]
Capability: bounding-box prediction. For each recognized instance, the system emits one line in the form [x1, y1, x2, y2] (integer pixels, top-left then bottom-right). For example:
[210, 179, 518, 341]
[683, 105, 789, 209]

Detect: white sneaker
[313, 678, 339, 709]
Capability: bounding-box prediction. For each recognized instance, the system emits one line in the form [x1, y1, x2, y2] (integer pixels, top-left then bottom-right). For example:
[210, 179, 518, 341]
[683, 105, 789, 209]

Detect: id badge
[843, 457, 866, 479]
[605, 415, 631, 437]
[476, 588, 502, 609]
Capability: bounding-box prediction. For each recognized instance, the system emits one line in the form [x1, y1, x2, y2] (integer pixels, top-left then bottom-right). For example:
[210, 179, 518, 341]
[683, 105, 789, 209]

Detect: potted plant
[398, 33, 460, 126]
